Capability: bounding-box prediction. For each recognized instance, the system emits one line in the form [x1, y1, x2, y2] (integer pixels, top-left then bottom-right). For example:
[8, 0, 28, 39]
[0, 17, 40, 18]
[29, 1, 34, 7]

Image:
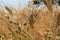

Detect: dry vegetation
[0, 0, 60, 40]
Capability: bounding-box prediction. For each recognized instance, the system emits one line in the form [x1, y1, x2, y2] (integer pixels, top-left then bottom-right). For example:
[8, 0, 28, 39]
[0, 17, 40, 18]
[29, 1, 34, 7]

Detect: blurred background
[0, 0, 31, 9]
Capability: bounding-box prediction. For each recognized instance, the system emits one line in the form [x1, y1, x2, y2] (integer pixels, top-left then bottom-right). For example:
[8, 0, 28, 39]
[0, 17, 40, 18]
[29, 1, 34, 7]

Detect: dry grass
[0, 4, 60, 40]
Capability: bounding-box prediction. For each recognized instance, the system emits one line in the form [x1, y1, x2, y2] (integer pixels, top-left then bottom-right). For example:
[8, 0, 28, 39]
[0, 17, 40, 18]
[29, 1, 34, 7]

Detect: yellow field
[0, 5, 60, 40]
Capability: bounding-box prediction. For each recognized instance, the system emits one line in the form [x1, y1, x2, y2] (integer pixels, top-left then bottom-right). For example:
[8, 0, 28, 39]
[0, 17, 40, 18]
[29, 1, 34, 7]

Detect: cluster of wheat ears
[0, 0, 60, 40]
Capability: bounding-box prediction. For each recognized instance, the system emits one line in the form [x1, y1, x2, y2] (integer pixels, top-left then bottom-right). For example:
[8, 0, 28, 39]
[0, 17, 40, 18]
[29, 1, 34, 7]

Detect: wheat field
[0, 1, 60, 40]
